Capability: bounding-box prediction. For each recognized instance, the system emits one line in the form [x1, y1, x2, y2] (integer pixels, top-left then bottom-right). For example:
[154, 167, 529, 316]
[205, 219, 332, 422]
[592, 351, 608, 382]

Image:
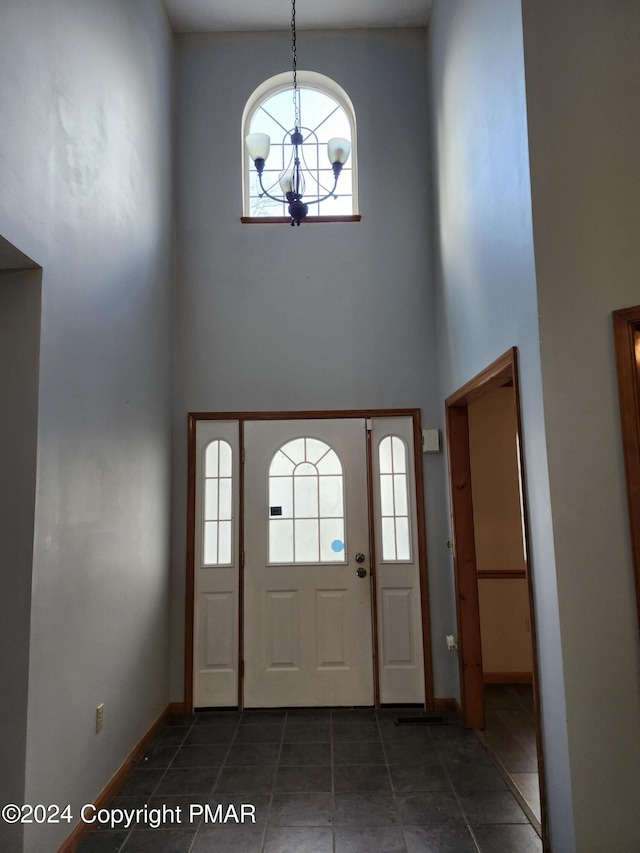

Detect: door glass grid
[379, 436, 412, 561]
[269, 437, 346, 563]
[203, 440, 233, 565]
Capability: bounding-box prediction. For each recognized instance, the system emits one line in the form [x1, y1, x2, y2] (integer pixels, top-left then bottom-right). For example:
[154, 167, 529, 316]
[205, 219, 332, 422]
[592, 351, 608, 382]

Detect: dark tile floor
[78, 708, 542, 853]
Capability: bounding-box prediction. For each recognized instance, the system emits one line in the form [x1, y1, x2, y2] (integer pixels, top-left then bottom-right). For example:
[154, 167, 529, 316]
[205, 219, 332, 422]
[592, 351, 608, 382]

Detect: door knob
[356, 567, 367, 578]
[355, 553, 366, 563]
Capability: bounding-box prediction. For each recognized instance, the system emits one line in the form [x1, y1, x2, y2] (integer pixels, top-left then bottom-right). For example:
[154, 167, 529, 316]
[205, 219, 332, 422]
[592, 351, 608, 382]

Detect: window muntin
[243, 71, 358, 218]
[268, 437, 346, 564]
[203, 440, 233, 566]
[378, 436, 412, 561]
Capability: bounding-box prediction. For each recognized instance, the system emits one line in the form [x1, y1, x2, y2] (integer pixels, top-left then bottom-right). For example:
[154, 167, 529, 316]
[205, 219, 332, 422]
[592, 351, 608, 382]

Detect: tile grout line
[176, 711, 239, 849]
[183, 714, 209, 853]
[435, 730, 484, 853]
[159, 714, 205, 846]
[172, 714, 206, 853]
[162, 711, 239, 849]
[376, 711, 411, 853]
[330, 710, 336, 853]
[333, 709, 363, 844]
[117, 713, 200, 853]
[259, 710, 287, 853]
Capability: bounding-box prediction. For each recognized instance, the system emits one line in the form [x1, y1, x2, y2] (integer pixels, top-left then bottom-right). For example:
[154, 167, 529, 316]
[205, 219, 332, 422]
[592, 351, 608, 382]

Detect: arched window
[203, 440, 233, 565]
[242, 71, 358, 218]
[378, 436, 412, 561]
[268, 437, 346, 563]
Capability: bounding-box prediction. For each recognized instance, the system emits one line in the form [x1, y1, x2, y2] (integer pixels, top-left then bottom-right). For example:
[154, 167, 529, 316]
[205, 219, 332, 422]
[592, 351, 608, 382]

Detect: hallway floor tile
[77, 709, 542, 852]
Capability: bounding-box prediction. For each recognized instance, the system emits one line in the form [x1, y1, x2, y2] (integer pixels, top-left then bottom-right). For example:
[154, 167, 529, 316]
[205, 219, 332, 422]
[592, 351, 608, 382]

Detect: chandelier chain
[247, 0, 348, 223]
[291, 0, 300, 128]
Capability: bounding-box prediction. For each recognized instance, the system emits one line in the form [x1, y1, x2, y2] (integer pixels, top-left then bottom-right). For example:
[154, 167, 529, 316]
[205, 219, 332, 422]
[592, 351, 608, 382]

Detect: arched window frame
[241, 71, 359, 220]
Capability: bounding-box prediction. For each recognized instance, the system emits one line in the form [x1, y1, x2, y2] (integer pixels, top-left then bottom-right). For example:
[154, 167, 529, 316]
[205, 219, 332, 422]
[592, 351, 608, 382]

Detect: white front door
[243, 418, 374, 707]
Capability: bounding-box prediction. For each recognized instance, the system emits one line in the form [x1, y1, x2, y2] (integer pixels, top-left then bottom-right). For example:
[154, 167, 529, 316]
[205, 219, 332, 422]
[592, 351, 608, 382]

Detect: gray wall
[522, 1, 640, 850]
[170, 29, 459, 700]
[0, 268, 41, 853]
[427, 1, 575, 850]
[0, 1, 174, 849]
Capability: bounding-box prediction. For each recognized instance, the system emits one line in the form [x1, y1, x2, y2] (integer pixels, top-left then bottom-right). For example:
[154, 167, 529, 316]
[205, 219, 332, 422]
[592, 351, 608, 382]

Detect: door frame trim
[184, 408, 434, 712]
[445, 348, 548, 849]
[613, 305, 640, 634]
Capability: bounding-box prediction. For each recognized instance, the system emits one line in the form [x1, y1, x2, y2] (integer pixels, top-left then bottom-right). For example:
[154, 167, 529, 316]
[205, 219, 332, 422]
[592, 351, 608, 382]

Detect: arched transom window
[242, 71, 358, 218]
[268, 437, 346, 563]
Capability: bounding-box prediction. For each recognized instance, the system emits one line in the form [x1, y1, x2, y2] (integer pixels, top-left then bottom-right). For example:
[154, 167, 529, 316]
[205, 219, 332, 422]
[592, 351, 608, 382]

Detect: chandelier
[245, 0, 352, 226]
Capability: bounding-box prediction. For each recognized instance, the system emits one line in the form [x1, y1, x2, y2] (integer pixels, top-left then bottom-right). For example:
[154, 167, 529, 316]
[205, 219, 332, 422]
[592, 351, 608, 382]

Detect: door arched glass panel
[268, 437, 346, 563]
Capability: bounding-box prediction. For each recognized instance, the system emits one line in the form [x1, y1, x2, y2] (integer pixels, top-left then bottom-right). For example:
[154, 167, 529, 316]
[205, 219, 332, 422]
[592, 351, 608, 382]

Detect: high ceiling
[163, 0, 432, 34]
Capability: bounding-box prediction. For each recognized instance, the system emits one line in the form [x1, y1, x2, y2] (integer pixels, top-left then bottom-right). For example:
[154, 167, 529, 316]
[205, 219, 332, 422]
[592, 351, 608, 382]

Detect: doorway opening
[445, 348, 548, 847]
[184, 409, 434, 714]
[0, 235, 42, 846]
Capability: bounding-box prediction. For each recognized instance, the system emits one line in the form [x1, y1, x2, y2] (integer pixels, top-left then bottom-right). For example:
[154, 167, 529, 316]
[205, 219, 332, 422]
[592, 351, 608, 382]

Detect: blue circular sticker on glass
[331, 539, 345, 553]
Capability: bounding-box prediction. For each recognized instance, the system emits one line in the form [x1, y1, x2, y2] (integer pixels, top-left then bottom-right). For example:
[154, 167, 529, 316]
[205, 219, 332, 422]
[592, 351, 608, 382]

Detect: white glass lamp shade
[327, 137, 351, 165]
[246, 132, 271, 162]
[279, 167, 305, 196]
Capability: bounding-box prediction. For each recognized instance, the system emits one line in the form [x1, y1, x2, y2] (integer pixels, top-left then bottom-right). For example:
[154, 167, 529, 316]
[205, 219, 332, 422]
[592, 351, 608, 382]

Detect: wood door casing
[445, 347, 549, 851]
[613, 305, 640, 633]
[184, 408, 434, 713]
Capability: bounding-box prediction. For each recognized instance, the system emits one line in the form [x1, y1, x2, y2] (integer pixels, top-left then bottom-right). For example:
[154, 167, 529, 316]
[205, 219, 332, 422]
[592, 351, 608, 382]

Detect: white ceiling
[163, 0, 432, 34]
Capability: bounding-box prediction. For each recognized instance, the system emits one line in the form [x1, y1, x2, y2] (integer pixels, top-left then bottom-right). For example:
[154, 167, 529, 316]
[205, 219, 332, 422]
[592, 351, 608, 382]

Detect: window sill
[241, 215, 361, 224]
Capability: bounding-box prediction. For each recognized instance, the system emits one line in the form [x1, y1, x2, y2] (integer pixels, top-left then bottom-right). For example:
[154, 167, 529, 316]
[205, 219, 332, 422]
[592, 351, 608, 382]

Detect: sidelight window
[378, 436, 412, 561]
[203, 440, 233, 565]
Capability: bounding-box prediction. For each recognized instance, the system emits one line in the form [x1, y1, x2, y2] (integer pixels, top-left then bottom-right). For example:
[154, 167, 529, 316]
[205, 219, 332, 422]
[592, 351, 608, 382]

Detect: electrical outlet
[96, 704, 104, 733]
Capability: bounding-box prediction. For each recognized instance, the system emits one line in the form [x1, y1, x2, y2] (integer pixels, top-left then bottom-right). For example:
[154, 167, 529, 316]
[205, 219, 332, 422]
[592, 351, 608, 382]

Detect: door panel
[381, 588, 416, 666]
[200, 592, 235, 669]
[316, 590, 348, 668]
[193, 421, 240, 708]
[266, 590, 299, 668]
[243, 418, 374, 707]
